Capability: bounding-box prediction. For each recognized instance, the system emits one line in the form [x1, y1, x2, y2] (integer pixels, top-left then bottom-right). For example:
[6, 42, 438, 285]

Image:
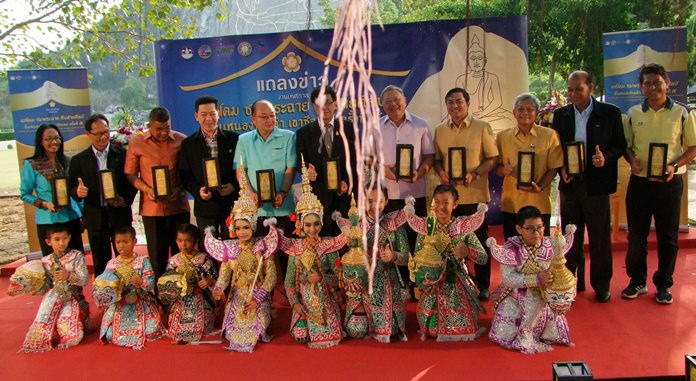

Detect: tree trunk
[548, 56, 556, 99]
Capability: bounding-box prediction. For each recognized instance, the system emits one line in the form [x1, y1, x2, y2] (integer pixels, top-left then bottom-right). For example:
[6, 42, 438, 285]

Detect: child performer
[163, 223, 218, 342]
[487, 205, 576, 354]
[98, 226, 165, 349]
[406, 184, 488, 342]
[205, 162, 279, 353]
[279, 158, 345, 349]
[335, 186, 410, 342]
[18, 223, 89, 352]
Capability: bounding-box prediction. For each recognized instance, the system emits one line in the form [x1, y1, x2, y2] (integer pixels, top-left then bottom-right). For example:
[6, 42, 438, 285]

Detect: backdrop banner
[603, 26, 688, 112]
[7, 68, 91, 253]
[156, 17, 529, 224]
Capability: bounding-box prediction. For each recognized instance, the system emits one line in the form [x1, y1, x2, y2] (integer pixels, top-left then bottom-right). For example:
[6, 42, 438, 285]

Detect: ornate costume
[279, 158, 345, 349]
[205, 158, 279, 352]
[162, 251, 218, 342]
[16, 250, 89, 353]
[99, 254, 165, 349]
[407, 201, 488, 342]
[335, 199, 410, 343]
[486, 225, 576, 354]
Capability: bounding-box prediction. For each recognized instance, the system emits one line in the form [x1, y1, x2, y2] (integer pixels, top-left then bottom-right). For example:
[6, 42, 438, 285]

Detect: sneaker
[656, 288, 673, 304]
[621, 284, 647, 299]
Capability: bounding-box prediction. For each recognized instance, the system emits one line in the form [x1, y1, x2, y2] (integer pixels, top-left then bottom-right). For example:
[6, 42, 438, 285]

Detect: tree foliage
[320, 0, 695, 98]
[1, 0, 222, 76]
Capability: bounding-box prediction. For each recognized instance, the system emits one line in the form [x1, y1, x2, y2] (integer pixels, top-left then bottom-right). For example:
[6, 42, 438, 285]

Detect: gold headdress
[229, 157, 258, 229]
[541, 220, 578, 315]
[341, 195, 364, 267]
[295, 155, 324, 228]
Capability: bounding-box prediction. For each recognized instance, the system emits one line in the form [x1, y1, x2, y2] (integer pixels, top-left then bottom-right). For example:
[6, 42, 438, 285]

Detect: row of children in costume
[10, 161, 578, 355]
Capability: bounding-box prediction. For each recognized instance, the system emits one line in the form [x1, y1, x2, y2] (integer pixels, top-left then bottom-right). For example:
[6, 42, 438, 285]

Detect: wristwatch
[670, 163, 679, 171]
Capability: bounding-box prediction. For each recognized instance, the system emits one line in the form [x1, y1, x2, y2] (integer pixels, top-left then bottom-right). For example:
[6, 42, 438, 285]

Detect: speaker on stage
[552, 361, 593, 380]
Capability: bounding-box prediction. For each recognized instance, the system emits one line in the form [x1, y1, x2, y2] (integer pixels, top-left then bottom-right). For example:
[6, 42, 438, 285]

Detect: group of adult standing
[19, 62, 696, 305]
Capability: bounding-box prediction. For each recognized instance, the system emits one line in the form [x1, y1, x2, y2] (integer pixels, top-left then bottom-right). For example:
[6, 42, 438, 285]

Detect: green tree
[1, 0, 223, 76]
[119, 76, 153, 110]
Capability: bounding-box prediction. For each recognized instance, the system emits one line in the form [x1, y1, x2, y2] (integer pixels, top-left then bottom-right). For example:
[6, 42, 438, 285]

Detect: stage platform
[1, 226, 695, 381]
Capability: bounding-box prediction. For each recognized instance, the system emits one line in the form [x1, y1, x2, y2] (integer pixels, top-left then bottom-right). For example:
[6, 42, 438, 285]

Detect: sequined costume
[19, 249, 89, 353]
[281, 235, 345, 348]
[407, 202, 488, 342]
[336, 209, 410, 343]
[164, 251, 218, 342]
[99, 254, 165, 349]
[206, 226, 279, 352]
[487, 230, 575, 354]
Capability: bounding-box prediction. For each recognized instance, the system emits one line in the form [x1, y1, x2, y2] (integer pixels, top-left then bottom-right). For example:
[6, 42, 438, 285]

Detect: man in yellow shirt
[496, 93, 563, 239]
[434, 87, 498, 300]
[621, 63, 696, 304]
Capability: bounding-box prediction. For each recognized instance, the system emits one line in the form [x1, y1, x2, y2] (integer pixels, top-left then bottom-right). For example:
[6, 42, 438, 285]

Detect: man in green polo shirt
[622, 63, 696, 304]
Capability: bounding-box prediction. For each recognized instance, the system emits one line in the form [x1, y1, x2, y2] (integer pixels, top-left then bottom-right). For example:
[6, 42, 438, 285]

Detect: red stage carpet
[1, 228, 695, 381]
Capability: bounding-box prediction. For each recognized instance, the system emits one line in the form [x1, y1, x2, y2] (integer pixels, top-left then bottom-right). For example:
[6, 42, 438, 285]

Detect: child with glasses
[486, 205, 573, 353]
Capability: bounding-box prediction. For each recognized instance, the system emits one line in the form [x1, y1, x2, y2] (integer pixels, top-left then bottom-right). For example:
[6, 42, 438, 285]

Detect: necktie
[324, 124, 333, 157]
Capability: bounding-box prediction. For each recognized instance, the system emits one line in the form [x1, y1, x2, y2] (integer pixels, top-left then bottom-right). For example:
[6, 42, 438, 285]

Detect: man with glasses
[295, 85, 356, 235]
[621, 63, 696, 304]
[433, 87, 498, 301]
[496, 93, 563, 240]
[551, 71, 626, 303]
[69, 114, 137, 277]
[179, 95, 239, 240]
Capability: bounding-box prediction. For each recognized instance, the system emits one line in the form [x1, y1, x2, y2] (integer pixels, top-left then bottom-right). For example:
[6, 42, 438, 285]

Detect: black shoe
[478, 289, 490, 301]
[621, 284, 647, 299]
[595, 291, 611, 303]
[656, 288, 673, 304]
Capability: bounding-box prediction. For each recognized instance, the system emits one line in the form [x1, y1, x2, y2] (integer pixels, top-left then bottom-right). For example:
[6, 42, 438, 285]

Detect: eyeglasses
[253, 114, 276, 121]
[88, 130, 110, 138]
[446, 99, 467, 106]
[515, 107, 538, 114]
[521, 225, 544, 234]
[42, 136, 62, 142]
[642, 80, 665, 88]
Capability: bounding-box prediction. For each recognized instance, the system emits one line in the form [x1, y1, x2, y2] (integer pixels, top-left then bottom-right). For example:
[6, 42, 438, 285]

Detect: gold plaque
[99, 169, 117, 201]
[564, 141, 584, 176]
[151, 165, 171, 199]
[448, 147, 466, 181]
[203, 158, 220, 190]
[396, 144, 414, 181]
[325, 158, 340, 192]
[517, 151, 535, 187]
[53, 177, 69, 208]
[647, 143, 668, 179]
[256, 169, 276, 204]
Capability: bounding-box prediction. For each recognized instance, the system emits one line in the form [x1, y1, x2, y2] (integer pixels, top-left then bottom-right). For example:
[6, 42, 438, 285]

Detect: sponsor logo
[238, 42, 252, 56]
[181, 46, 194, 60]
[198, 45, 212, 60]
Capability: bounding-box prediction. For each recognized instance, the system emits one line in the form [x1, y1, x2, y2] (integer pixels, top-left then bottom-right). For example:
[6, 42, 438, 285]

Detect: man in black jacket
[295, 85, 357, 235]
[69, 114, 137, 277]
[551, 71, 627, 303]
[179, 95, 239, 239]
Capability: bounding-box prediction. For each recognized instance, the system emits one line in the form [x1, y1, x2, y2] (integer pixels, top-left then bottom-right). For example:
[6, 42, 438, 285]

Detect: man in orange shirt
[125, 107, 190, 278]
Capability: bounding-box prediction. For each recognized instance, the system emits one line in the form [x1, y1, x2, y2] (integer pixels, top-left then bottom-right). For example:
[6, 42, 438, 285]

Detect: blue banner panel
[6, 68, 91, 253]
[603, 27, 688, 113]
[155, 17, 527, 135]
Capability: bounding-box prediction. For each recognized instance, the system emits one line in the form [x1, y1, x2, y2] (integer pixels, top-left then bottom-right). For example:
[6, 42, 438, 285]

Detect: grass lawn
[0, 148, 20, 192]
